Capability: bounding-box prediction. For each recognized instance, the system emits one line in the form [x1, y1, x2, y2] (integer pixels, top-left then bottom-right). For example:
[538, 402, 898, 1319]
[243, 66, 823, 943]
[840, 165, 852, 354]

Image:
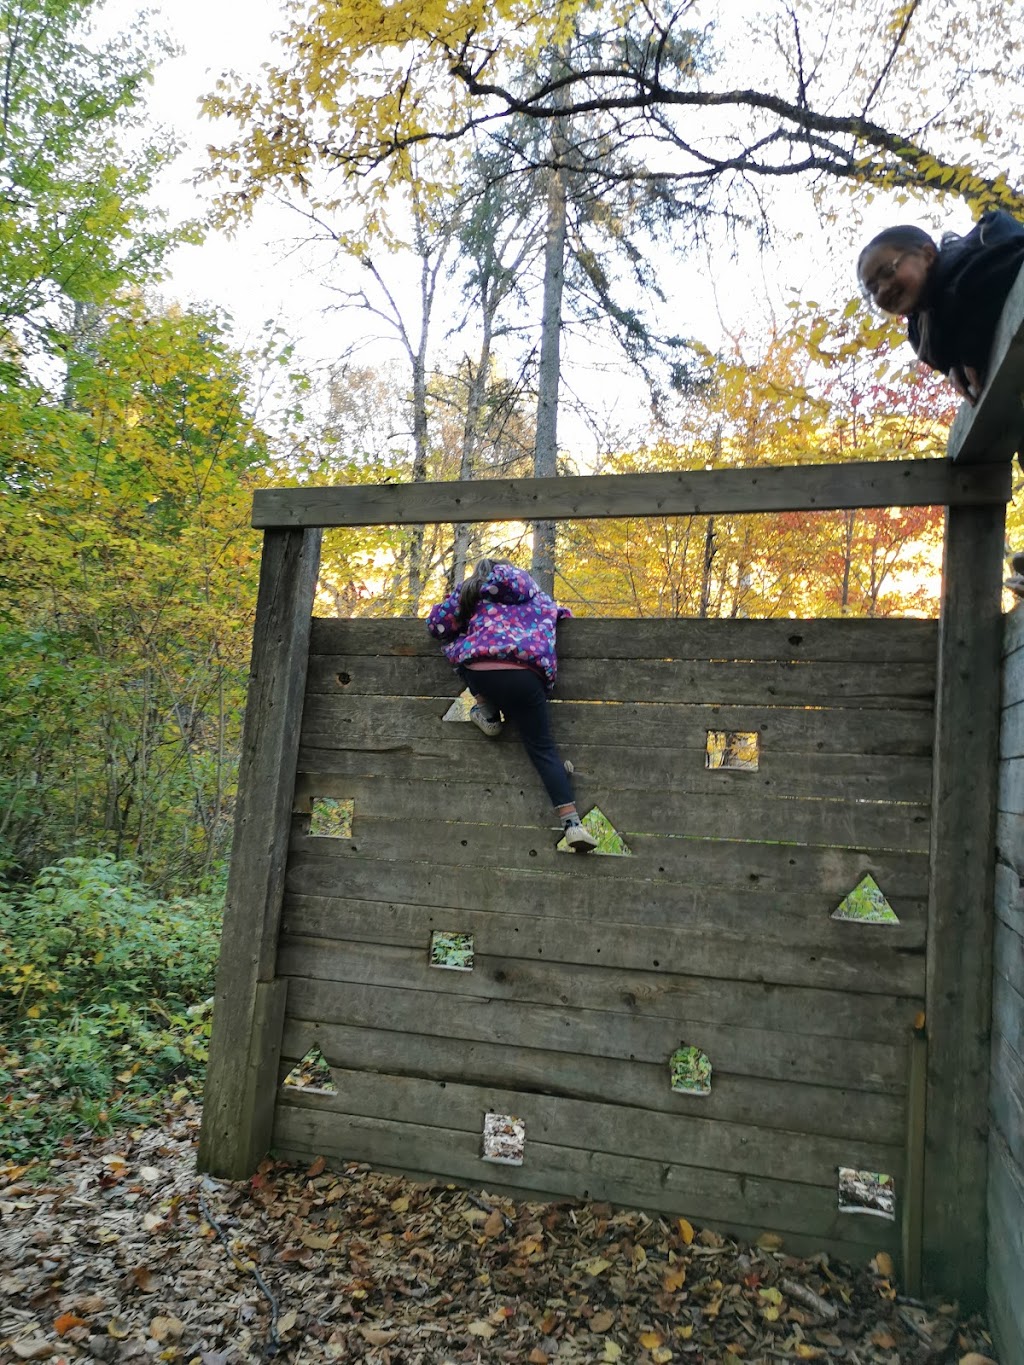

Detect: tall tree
[0, 0, 177, 382]
[202, 0, 1024, 219]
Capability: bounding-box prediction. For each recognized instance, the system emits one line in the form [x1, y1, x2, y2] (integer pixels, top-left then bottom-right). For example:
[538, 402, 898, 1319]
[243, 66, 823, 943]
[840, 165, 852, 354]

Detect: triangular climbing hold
[442, 690, 475, 722]
[281, 1046, 336, 1093]
[556, 806, 632, 856]
[832, 875, 899, 924]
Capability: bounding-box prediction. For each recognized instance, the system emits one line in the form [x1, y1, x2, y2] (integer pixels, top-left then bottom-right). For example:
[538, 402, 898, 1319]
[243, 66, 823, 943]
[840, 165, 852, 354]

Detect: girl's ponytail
[457, 557, 511, 628]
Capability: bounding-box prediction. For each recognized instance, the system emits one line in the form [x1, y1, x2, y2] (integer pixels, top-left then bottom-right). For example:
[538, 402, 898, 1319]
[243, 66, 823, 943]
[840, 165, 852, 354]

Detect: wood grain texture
[305, 651, 936, 710]
[294, 772, 930, 854]
[300, 693, 936, 758]
[276, 1066, 901, 1190]
[280, 892, 927, 986]
[923, 502, 1005, 1305]
[987, 1130, 1024, 1365]
[197, 528, 321, 1179]
[279, 1019, 905, 1143]
[297, 741, 934, 804]
[251, 458, 1010, 528]
[284, 977, 909, 1094]
[287, 819, 932, 899]
[277, 932, 924, 1025]
[272, 1097, 899, 1253]
[310, 615, 939, 663]
[282, 846, 928, 933]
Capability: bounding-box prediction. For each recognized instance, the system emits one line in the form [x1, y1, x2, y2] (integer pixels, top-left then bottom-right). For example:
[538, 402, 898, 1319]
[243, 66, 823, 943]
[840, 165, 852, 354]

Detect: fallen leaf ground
[0, 1104, 999, 1364]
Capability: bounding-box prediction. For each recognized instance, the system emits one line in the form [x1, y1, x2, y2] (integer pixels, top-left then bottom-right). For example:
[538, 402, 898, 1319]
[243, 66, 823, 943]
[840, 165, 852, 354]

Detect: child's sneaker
[562, 815, 597, 853]
[470, 704, 503, 737]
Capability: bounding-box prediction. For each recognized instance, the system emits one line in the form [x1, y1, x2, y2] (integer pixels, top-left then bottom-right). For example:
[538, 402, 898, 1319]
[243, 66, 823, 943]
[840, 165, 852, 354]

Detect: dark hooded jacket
[908, 210, 1024, 380]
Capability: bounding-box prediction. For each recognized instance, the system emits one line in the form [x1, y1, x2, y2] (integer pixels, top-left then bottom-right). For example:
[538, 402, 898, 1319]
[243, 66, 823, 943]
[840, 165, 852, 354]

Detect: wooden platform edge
[252, 459, 1011, 530]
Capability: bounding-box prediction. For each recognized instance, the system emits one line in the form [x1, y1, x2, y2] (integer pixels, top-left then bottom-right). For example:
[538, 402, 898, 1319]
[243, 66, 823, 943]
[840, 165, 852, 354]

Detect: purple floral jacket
[426, 564, 571, 688]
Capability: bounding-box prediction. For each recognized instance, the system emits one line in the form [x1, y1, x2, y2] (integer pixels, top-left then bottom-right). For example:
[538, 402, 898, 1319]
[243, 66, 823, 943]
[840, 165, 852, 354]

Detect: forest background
[2, 0, 1024, 1155]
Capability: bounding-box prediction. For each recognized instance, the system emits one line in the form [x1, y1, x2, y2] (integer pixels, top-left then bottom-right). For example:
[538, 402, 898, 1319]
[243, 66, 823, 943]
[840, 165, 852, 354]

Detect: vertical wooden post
[923, 498, 1005, 1305]
[198, 527, 322, 1179]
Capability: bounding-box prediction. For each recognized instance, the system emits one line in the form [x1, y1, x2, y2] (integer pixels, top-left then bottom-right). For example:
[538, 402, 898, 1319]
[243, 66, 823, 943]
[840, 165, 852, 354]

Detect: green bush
[0, 855, 222, 1161]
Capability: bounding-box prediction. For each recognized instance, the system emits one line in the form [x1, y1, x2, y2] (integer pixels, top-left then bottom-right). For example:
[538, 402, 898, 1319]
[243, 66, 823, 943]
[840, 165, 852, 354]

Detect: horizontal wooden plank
[298, 741, 934, 805]
[948, 263, 1024, 464]
[285, 978, 909, 1093]
[294, 773, 930, 853]
[275, 1067, 900, 1191]
[288, 818, 932, 898]
[281, 893, 926, 1001]
[252, 459, 1009, 529]
[277, 931, 924, 1025]
[285, 850, 929, 926]
[279, 1019, 905, 1144]
[305, 652, 935, 711]
[300, 694, 935, 758]
[272, 1099, 899, 1251]
[310, 615, 939, 664]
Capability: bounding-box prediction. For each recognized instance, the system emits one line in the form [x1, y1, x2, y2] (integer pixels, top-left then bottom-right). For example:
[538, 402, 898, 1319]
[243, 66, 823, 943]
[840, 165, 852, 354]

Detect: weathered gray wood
[272, 1099, 899, 1252]
[994, 859, 1024, 936]
[286, 844, 929, 923]
[300, 692, 935, 757]
[947, 263, 1024, 464]
[310, 614, 939, 663]
[1003, 601, 1024, 659]
[995, 917, 1024, 997]
[987, 1131, 1024, 1365]
[282, 890, 926, 978]
[901, 1022, 927, 1297]
[990, 1033, 1024, 1174]
[999, 700, 1024, 760]
[279, 1019, 906, 1143]
[998, 757, 1024, 815]
[277, 932, 924, 1025]
[992, 970, 1024, 1091]
[283, 857, 927, 936]
[997, 810, 1024, 878]
[305, 652, 936, 710]
[285, 977, 909, 1093]
[293, 772, 930, 853]
[252, 458, 1010, 528]
[923, 501, 1005, 1305]
[277, 1066, 901, 1190]
[298, 741, 934, 804]
[197, 527, 322, 1179]
[288, 817, 932, 899]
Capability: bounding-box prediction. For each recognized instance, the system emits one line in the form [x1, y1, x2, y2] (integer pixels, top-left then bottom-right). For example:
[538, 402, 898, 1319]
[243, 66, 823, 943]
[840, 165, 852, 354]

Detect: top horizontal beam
[947, 261, 1024, 464]
[252, 458, 1010, 530]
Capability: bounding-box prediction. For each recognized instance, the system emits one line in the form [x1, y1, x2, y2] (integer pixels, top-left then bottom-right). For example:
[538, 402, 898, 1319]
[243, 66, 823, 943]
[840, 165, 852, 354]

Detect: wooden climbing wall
[271, 614, 934, 1265]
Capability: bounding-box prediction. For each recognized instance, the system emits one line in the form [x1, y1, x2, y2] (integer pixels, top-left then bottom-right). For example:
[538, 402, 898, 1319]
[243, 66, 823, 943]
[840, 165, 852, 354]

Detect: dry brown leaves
[0, 1108, 999, 1364]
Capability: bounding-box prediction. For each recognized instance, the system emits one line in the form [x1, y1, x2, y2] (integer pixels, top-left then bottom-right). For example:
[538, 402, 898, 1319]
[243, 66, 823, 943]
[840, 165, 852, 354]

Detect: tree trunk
[531, 100, 569, 596]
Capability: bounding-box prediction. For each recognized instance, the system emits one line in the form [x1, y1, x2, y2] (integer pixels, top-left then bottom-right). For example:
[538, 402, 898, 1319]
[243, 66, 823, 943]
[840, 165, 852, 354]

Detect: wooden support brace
[922, 501, 1005, 1306]
[198, 527, 322, 1179]
[251, 458, 1009, 530]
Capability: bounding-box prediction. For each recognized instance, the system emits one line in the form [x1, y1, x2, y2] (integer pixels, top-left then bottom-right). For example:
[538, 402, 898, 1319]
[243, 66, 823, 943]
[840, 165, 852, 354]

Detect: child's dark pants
[459, 666, 574, 808]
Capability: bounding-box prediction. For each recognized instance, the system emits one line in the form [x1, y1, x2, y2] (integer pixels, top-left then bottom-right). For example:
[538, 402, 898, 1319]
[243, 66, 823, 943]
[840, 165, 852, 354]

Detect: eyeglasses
[862, 254, 907, 299]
